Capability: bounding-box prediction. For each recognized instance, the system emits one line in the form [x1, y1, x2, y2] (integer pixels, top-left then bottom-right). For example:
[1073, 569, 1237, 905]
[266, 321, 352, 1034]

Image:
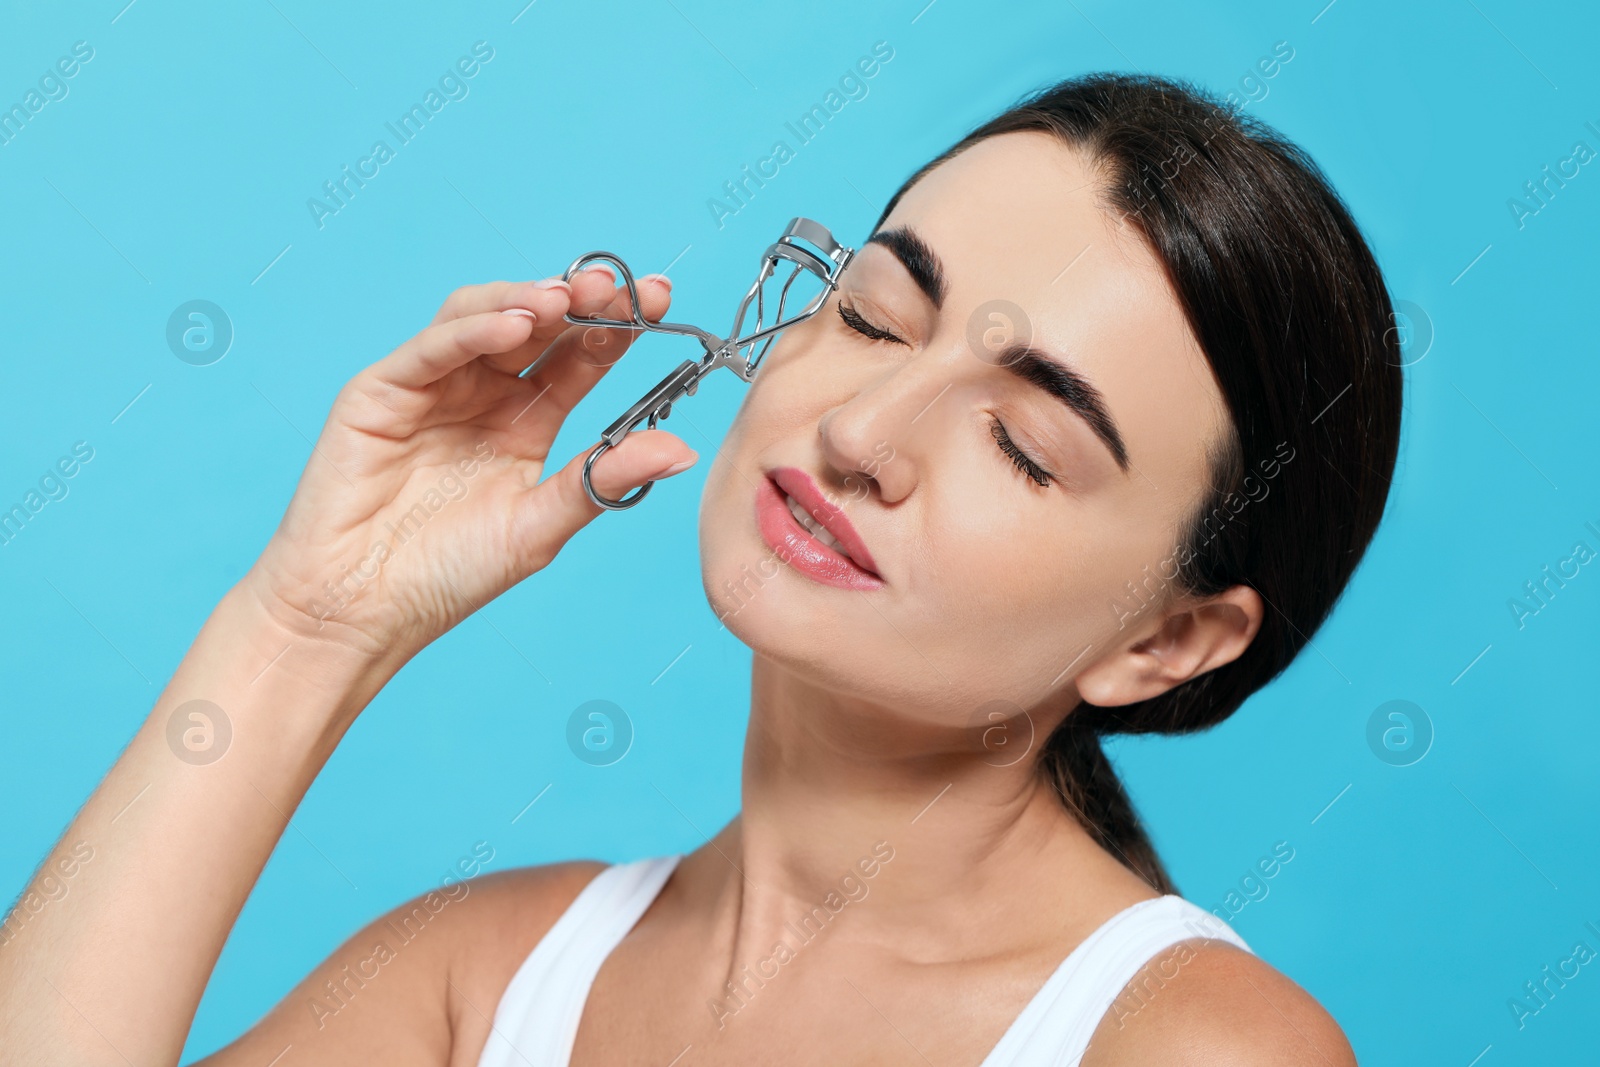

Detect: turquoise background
[2, 0, 1596, 1062]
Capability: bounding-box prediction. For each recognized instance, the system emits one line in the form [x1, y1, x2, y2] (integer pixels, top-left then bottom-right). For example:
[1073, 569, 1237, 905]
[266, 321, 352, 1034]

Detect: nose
[817, 352, 958, 506]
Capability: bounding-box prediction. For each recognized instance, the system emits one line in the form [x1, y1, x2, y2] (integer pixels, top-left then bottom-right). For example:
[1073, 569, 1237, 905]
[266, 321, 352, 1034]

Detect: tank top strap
[475, 853, 683, 1067]
[980, 895, 1253, 1066]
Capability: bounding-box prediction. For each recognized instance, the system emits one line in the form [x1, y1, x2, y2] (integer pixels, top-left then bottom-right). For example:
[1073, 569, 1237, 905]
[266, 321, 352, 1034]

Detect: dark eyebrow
[868, 225, 1128, 472]
[996, 344, 1130, 472]
[866, 226, 947, 310]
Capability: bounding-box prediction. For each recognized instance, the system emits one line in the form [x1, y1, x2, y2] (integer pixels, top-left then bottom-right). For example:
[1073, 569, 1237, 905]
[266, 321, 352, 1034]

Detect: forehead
[878, 130, 1228, 505]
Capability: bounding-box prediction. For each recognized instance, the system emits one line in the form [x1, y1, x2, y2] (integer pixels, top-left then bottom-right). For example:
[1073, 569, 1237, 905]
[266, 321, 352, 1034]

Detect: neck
[689, 653, 1153, 972]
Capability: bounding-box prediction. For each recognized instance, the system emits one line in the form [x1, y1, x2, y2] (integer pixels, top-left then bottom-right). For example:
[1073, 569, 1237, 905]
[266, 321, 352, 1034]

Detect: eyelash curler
[557, 217, 856, 511]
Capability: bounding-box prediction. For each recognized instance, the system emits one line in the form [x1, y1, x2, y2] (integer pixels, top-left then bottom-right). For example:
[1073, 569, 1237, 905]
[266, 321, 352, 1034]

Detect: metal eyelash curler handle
[560, 217, 855, 511]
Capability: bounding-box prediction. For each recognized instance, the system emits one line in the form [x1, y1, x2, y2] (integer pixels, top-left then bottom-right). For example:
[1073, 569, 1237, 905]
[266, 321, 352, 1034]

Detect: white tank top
[475, 853, 1252, 1067]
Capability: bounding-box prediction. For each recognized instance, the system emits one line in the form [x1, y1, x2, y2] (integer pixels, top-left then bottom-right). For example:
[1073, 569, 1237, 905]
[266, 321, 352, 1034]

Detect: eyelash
[835, 298, 1056, 489]
[989, 418, 1054, 487]
[835, 299, 903, 344]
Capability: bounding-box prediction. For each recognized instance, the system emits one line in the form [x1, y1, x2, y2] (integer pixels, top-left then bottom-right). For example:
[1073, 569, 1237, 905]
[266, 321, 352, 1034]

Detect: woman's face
[697, 130, 1231, 726]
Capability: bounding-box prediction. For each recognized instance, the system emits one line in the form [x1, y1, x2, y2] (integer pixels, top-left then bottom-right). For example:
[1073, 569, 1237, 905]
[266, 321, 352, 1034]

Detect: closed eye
[836, 298, 1057, 489]
[836, 299, 908, 345]
[991, 417, 1055, 487]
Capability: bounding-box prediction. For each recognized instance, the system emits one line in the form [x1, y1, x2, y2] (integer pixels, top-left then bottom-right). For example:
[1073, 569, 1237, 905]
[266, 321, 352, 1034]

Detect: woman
[0, 73, 1399, 1064]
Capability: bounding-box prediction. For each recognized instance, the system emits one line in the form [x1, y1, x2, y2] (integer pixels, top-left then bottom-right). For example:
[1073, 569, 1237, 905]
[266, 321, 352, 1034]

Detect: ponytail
[1039, 717, 1176, 895]
[881, 73, 1400, 902]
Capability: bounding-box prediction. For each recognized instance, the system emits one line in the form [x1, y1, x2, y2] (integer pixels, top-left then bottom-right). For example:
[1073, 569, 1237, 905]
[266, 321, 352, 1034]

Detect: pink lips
[756, 467, 885, 590]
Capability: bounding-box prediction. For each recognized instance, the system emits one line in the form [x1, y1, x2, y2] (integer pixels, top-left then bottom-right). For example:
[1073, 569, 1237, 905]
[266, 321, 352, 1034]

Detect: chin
[697, 455, 789, 631]
[693, 532, 841, 688]
[693, 444, 938, 709]
[694, 542, 930, 719]
[696, 520, 799, 652]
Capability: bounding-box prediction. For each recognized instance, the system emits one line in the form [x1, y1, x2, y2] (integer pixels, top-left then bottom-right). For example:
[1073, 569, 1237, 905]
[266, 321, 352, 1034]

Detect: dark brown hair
[874, 73, 1403, 893]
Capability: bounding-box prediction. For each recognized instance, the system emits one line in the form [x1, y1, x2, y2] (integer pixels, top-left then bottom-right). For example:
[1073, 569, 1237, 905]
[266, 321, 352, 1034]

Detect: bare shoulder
[194, 859, 608, 1067]
[443, 860, 612, 1027]
[444, 859, 612, 954]
[1081, 939, 1358, 1067]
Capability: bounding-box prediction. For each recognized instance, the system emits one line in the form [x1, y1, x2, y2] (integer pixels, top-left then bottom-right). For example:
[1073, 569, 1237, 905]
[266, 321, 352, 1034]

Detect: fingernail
[501, 308, 537, 321]
[657, 453, 698, 478]
[533, 278, 570, 291]
[642, 273, 673, 291]
[587, 265, 616, 284]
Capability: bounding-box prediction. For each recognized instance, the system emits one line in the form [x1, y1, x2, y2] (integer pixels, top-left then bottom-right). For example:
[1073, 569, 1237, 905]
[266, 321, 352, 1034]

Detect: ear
[1074, 585, 1264, 708]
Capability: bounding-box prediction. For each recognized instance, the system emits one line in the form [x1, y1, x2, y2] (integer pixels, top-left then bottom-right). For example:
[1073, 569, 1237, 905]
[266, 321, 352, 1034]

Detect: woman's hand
[0, 270, 697, 1066]
[241, 268, 697, 664]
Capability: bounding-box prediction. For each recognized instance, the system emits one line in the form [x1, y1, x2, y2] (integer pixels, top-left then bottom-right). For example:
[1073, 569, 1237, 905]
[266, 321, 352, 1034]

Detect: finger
[476, 266, 633, 375]
[539, 270, 671, 375]
[362, 308, 545, 393]
[428, 268, 626, 377]
[512, 429, 698, 570]
[515, 273, 675, 429]
[429, 272, 613, 327]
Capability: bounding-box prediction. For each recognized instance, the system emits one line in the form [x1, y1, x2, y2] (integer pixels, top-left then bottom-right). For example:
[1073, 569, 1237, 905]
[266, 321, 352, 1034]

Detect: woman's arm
[0, 271, 693, 1066]
[0, 585, 398, 1066]
[189, 862, 610, 1067]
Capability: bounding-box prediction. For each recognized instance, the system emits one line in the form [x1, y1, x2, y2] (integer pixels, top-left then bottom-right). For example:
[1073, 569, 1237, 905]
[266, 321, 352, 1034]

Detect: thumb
[516, 429, 699, 565]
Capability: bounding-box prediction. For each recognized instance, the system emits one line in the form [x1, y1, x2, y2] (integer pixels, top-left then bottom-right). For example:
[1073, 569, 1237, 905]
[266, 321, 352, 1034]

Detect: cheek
[918, 491, 1163, 692]
[696, 456, 752, 600]
[898, 475, 1072, 653]
[696, 399, 790, 625]
[693, 344, 1166, 712]
[934, 506, 1071, 620]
